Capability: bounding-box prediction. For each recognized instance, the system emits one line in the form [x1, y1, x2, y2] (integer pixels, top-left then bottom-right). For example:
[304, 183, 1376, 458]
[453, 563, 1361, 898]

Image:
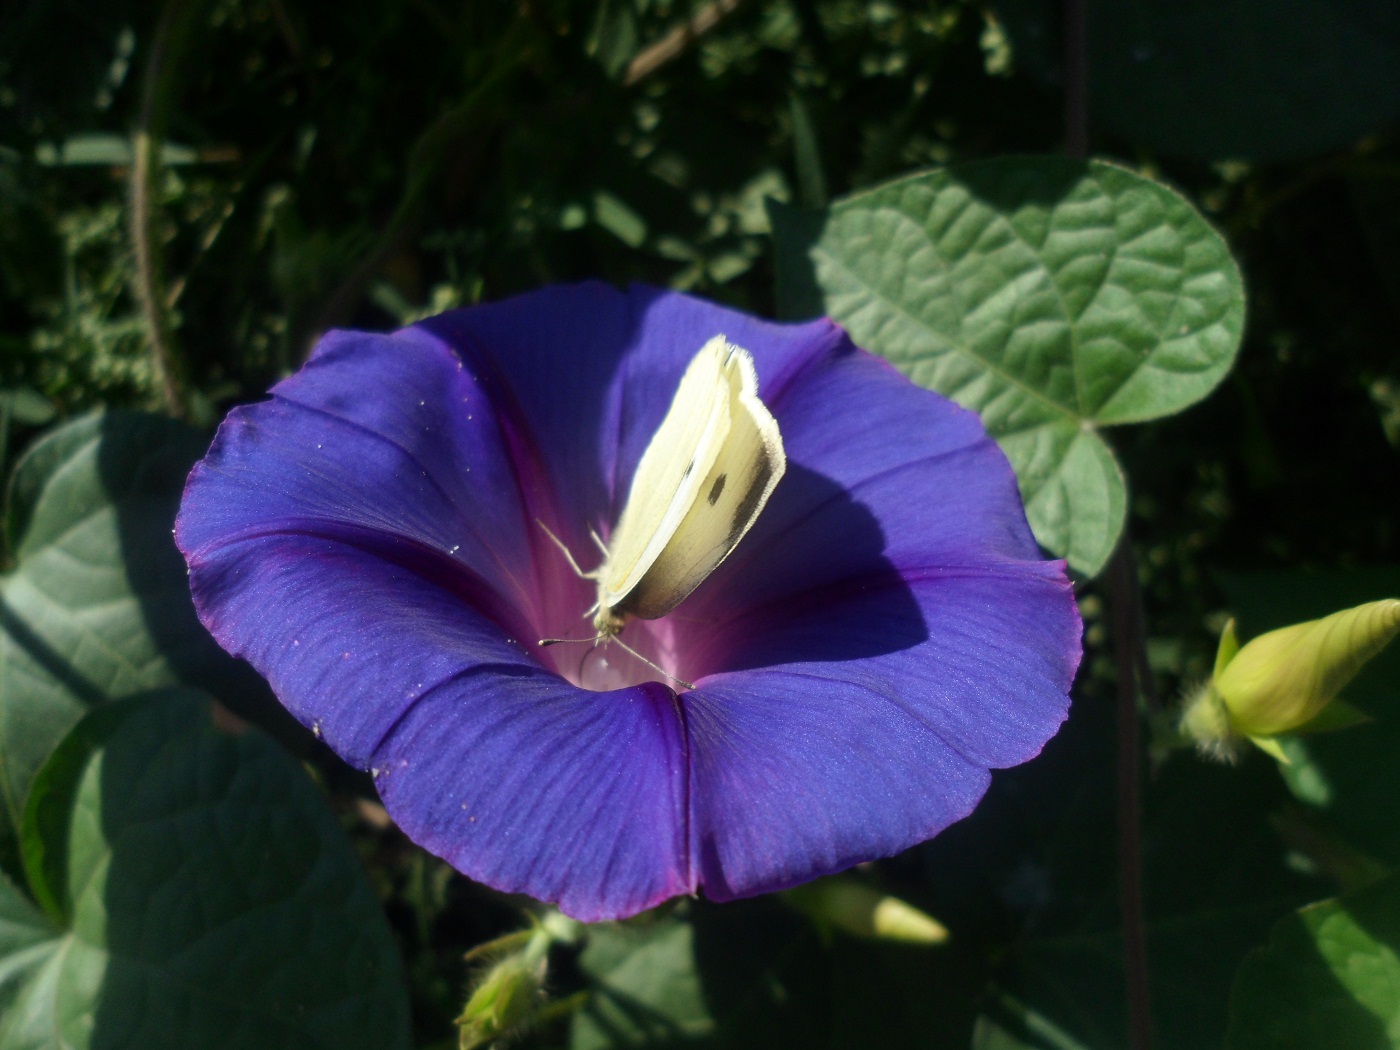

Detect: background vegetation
[2, 1, 1399, 1047]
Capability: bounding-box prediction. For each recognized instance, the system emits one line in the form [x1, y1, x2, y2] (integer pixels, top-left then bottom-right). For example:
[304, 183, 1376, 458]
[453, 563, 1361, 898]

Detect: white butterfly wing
[598, 337, 733, 618]
[613, 338, 786, 621]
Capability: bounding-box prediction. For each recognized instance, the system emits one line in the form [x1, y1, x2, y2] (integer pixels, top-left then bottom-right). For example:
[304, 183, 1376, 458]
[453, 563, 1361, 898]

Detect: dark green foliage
[3, 691, 410, 1050]
[2, 1, 1399, 1047]
[0, 411, 260, 870]
[995, 0, 1400, 161]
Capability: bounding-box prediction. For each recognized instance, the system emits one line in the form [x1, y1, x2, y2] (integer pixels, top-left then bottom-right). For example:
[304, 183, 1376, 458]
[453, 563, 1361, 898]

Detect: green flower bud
[455, 915, 579, 1050]
[457, 954, 543, 1050]
[783, 874, 948, 944]
[1181, 600, 1399, 761]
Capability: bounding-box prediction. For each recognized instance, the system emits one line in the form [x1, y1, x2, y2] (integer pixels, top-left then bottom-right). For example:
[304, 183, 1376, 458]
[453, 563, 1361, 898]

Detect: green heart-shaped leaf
[0, 411, 233, 854]
[771, 156, 1245, 575]
[0, 690, 410, 1050]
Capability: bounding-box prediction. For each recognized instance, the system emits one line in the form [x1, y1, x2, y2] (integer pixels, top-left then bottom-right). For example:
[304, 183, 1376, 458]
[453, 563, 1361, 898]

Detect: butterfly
[541, 334, 786, 687]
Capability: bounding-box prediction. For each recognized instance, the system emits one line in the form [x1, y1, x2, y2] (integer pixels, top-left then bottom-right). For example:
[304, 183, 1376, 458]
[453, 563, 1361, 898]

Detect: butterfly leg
[588, 528, 609, 558]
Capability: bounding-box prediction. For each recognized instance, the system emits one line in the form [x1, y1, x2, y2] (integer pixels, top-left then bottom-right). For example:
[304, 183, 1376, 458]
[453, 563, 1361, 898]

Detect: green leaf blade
[771, 157, 1244, 575]
[5, 691, 411, 1050]
[0, 411, 244, 853]
[1227, 873, 1400, 1049]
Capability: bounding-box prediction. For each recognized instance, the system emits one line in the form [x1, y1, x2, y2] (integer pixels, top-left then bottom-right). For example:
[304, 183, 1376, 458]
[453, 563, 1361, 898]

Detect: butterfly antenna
[535, 634, 694, 692]
[612, 636, 695, 691]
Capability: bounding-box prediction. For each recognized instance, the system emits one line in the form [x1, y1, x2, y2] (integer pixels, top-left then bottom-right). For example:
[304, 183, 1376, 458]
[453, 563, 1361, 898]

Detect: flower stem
[1061, 7, 1148, 1042]
[1108, 540, 1153, 1050]
[623, 0, 751, 86]
[1062, 0, 1088, 159]
[131, 0, 202, 421]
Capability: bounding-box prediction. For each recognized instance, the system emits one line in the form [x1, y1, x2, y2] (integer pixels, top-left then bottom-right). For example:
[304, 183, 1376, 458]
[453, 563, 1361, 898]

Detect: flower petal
[182, 530, 691, 920]
[683, 340, 1041, 630]
[685, 564, 1076, 900]
[178, 282, 1081, 917]
[415, 282, 846, 541]
[176, 318, 691, 918]
[660, 329, 1079, 899]
[177, 327, 557, 631]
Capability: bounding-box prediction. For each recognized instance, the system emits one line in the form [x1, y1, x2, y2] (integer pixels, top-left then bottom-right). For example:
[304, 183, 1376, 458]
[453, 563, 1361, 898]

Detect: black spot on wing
[726, 461, 772, 543]
[707, 474, 727, 506]
[681, 460, 695, 480]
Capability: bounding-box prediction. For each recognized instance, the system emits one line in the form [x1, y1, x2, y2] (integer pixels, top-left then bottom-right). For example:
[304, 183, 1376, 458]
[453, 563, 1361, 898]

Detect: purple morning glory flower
[175, 283, 1081, 921]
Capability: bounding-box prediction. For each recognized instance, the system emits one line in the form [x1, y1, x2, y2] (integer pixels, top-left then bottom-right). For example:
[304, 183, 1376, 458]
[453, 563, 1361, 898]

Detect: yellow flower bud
[1181, 600, 1399, 760]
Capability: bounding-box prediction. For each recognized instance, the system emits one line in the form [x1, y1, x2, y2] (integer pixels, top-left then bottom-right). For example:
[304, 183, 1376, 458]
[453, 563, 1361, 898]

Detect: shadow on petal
[675, 461, 927, 680]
